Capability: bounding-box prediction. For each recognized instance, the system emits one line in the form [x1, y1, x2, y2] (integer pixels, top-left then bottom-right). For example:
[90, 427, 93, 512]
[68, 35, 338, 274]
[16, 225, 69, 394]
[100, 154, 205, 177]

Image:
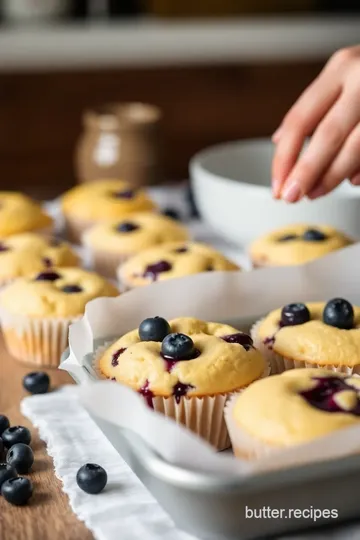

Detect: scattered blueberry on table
[2, 426, 31, 449]
[23, 372, 50, 395]
[0, 463, 17, 489]
[0, 415, 10, 436]
[323, 298, 354, 330]
[7, 444, 34, 474]
[139, 316, 171, 342]
[76, 463, 108, 495]
[1, 477, 33, 506]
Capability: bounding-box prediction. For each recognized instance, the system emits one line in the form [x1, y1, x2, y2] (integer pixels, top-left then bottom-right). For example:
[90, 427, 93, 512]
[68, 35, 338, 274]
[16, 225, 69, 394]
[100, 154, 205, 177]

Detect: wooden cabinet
[0, 60, 324, 198]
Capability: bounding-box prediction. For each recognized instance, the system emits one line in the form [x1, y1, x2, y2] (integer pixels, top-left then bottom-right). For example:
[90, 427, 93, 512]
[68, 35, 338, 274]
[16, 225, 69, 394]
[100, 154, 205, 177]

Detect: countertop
[0, 335, 93, 540]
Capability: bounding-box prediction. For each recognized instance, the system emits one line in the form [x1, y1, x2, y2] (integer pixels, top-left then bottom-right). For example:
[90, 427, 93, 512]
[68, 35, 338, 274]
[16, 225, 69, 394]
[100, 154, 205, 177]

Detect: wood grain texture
[0, 335, 93, 540]
[0, 61, 325, 199]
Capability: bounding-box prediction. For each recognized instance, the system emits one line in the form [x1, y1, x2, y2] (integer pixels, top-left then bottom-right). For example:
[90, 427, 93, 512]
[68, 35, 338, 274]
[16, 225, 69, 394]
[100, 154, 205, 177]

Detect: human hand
[272, 45, 360, 202]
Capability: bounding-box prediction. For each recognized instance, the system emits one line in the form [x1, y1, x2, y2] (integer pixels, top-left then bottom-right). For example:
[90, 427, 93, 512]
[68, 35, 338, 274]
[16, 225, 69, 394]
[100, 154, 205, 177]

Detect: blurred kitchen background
[0, 0, 359, 199]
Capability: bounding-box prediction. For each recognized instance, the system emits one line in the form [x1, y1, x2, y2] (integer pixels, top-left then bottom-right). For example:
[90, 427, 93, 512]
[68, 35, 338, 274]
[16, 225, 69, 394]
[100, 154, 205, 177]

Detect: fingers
[272, 71, 341, 198]
[307, 123, 360, 199]
[280, 88, 360, 202]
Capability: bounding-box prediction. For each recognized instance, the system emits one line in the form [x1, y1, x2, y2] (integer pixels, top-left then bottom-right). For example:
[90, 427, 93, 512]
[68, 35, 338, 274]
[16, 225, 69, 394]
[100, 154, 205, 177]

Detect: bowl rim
[189, 138, 359, 200]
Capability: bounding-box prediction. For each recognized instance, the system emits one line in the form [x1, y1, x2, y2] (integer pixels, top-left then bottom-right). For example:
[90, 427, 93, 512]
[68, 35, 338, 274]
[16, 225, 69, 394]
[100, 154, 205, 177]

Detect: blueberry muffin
[98, 316, 267, 449]
[82, 213, 189, 279]
[0, 233, 79, 286]
[61, 179, 156, 243]
[253, 298, 360, 374]
[225, 368, 360, 459]
[0, 192, 53, 238]
[250, 224, 352, 267]
[0, 267, 118, 368]
[117, 242, 239, 289]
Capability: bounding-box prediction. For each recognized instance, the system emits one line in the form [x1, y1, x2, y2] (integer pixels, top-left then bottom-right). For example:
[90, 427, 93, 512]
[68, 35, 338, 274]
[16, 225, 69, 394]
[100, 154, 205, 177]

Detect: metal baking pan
[60, 316, 360, 540]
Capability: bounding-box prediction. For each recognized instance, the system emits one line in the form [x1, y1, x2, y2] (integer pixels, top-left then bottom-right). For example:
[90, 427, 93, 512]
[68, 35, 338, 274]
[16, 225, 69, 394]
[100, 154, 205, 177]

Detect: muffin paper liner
[84, 245, 132, 281]
[224, 394, 278, 460]
[64, 215, 95, 245]
[91, 342, 270, 451]
[0, 306, 79, 368]
[251, 318, 360, 376]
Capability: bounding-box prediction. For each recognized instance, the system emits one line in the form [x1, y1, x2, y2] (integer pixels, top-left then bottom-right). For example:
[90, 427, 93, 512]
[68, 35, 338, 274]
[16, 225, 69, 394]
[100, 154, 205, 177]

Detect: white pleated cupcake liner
[83, 244, 133, 281]
[224, 393, 279, 460]
[64, 215, 94, 245]
[116, 266, 136, 292]
[251, 318, 360, 376]
[0, 306, 79, 368]
[91, 343, 270, 451]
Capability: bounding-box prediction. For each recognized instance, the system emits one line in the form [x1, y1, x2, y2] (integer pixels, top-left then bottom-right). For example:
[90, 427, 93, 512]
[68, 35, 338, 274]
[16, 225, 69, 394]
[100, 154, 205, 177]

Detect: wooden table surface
[0, 334, 94, 540]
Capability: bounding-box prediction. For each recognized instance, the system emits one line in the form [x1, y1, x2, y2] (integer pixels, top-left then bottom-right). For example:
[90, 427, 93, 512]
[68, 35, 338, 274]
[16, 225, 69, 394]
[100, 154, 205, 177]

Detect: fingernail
[308, 185, 326, 199]
[272, 127, 282, 142]
[282, 181, 302, 203]
[351, 177, 360, 186]
[272, 178, 282, 198]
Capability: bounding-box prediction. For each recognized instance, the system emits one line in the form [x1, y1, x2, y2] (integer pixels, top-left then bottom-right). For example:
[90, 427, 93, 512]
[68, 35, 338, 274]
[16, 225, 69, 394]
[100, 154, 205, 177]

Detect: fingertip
[281, 181, 302, 203]
[271, 178, 283, 199]
[272, 127, 282, 143]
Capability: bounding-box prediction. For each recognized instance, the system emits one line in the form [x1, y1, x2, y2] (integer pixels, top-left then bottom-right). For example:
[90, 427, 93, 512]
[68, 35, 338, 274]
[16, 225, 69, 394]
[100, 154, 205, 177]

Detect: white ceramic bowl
[190, 139, 360, 247]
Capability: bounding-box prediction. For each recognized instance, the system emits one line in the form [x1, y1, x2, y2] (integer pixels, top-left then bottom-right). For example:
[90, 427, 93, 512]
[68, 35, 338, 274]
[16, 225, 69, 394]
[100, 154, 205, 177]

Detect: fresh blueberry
[0, 242, 10, 252]
[281, 303, 310, 326]
[278, 234, 298, 242]
[23, 372, 50, 395]
[76, 464, 107, 494]
[116, 222, 139, 233]
[323, 298, 354, 330]
[2, 426, 31, 449]
[303, 228, 327, 241]
[0, 463, 17, 490]
[222, 333, 253, 351]
[1, 477, 33, 505]
[35, 271, 61, 281]
[139, 317, 171, 342]
[62, 285, 83, 294]
[0, 415, 10, 435]
[161, 333, 196, 360]
[143, 260, 172, 281]
[7, 444, 34, 474]
[162, 208, 181, 221]
[112, 190, 134, 199]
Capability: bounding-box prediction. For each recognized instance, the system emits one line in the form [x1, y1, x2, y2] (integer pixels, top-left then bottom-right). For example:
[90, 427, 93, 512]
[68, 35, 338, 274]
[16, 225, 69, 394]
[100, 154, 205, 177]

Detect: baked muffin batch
[1, 181, 358, 462]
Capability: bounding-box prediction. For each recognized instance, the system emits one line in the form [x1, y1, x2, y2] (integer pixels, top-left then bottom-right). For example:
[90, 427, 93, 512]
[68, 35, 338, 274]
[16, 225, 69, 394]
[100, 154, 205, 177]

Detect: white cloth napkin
[21, 387, 360, 540]
[21, 386, 196, 540]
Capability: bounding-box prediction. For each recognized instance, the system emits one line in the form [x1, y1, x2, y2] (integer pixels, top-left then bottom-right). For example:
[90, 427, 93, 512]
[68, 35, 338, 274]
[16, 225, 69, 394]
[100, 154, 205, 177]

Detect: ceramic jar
[75, 102, 163, 187]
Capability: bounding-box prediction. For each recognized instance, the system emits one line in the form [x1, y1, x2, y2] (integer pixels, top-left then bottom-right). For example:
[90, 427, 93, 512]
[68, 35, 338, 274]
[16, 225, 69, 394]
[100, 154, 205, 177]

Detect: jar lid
[84, 103, 161, 130]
